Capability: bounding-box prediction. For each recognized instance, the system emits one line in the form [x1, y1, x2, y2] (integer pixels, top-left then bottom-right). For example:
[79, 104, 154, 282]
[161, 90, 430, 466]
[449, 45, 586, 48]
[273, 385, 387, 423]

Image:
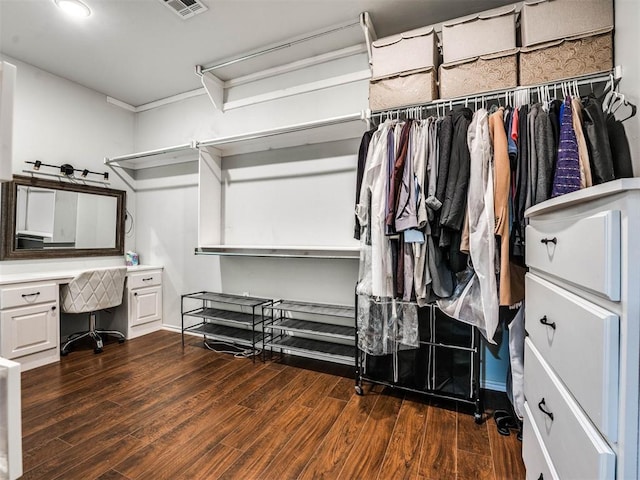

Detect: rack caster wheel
[61, 350, 69, 357]
[94, 347, 103, 354]
[118, 338, 125, 344]
[355, 385, 363, 396]
[474, 412, 482, 424]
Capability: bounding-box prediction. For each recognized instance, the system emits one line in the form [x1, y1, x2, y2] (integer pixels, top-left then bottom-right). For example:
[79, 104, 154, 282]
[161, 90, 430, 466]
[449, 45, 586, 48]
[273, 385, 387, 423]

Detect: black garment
[435, 114, 453, 208]
[534, 109, 556, 204]
[439, 108, 473, 231]
[510, 105, 529, 263]
[354, 129, 375, 240]
[433, 114, 453, 246]
[548, 99, 563, 149]
[582, 96, 615, 185]
[606, 115, 634, 179]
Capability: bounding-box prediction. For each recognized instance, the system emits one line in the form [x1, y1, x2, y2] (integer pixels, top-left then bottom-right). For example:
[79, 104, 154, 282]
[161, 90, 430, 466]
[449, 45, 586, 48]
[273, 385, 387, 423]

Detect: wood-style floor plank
[418, 403, 458, 480]
[377, 396, 429, 480]
[488, 415, 527, 480]
[337, 390, 404, 479]
[457, 450, 495, 480]
[258, 397, 348, 479]
[298, 391, 378, 480]
[19, 330, 525, 480]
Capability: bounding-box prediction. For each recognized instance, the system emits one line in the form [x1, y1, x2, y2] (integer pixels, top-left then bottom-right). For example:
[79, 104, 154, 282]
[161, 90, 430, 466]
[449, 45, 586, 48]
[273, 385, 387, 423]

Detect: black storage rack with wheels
[354, 297, 483, 423]
[181, 291, 273, 361]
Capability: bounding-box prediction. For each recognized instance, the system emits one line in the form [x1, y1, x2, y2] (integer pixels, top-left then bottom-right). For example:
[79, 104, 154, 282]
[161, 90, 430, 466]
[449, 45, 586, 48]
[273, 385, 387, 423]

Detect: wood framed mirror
[1, 175, 126, 260]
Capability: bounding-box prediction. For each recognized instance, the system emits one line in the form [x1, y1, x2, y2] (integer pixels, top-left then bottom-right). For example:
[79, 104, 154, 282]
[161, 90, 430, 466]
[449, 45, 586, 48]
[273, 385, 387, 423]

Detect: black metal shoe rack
[181, 291, 273, 362]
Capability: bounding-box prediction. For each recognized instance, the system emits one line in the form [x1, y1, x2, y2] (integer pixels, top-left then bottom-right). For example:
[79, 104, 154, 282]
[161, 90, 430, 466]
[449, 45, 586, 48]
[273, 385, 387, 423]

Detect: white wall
[614, 0, 640, 173]
[132, 54, 368, 328]
[0, 55, 135, 274]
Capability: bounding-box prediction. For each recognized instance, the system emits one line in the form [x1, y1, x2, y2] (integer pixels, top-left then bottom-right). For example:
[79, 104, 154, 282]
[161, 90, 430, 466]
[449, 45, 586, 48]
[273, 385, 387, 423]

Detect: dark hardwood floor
[20, 330, 525, 480]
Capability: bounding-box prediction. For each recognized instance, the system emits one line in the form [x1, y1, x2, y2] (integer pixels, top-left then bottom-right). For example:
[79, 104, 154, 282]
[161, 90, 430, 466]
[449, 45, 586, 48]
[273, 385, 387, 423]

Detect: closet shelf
[194, 245, 360, 259]
[104, 113, 366, 170]
[104, 142, 198, 170]
[198, 112, 366, 156]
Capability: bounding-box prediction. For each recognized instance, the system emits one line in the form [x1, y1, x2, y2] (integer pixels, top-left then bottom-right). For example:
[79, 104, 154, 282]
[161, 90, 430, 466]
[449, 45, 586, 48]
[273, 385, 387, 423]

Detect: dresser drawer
[524, 339, 615, 480]
[523, 401, 560, 480]
[128, 271, 161, 289]
[525, 210, 620, 301]
[0, 282, 58, 309]
[526, 274, 619, 441]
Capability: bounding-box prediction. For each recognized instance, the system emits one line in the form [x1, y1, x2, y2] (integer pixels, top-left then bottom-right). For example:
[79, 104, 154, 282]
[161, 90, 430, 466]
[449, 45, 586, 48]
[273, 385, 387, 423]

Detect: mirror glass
[2, 175, 126, 260]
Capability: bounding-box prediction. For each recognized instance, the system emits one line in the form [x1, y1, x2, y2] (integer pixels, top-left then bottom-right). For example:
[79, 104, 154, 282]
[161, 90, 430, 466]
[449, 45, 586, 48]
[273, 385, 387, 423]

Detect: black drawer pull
[538, 398, 554, 421]
[540, 316, 556, 330]
[21, 292, 40, 298]
[538, 474, 544, 480]
[142, 277, 153, 281]
[540, 237, 557, 245]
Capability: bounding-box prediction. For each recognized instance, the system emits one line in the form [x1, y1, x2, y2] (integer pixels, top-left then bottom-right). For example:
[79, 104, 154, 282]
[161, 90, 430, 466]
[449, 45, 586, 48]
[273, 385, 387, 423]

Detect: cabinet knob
[538, 398, 554, 421]
[51, 306, 57, 311]
[538, 474, 544, 480]
[134, 292, 138, 296]
[540, 237, 557, 245]
[539, 315, 556, 330]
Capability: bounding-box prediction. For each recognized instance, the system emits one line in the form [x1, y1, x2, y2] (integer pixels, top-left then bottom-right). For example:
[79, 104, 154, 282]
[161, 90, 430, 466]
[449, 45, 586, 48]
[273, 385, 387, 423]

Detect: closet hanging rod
[197, 19, 360, 75]
[198, 112, 364, 148]
[369, 68, 622, 118]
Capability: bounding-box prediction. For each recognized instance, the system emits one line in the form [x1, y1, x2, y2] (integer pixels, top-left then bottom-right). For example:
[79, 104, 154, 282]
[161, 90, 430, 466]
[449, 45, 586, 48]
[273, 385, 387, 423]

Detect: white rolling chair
[60, 267, 127, 355]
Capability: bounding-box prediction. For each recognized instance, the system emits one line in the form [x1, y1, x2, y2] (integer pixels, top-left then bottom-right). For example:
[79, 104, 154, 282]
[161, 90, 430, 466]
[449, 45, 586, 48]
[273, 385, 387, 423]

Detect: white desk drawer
[524, 339, 615, 480]
[128, 271, 161, 289]
[526, 210, 620, 301]
[0, 282, 57, 309]
[525, 274, 619, 441]
[523, 401, 560, 480]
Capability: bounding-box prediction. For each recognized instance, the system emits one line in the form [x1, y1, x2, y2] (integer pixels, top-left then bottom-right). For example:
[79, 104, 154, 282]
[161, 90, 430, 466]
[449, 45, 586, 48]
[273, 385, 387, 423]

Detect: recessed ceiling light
[54, 0, 91, 18]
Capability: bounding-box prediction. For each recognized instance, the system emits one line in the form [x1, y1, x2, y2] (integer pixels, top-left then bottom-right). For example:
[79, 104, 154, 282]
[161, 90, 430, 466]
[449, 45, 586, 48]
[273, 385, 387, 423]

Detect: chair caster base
[61, 350, 69, 356]
[118, 338, 125, 344]
[94, 348, 103, 354]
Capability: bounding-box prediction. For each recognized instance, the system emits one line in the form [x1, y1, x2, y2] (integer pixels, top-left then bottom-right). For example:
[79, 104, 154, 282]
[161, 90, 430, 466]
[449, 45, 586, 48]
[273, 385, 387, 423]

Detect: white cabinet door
[130, 285, 162, 327]
[1, 302, 58, 359]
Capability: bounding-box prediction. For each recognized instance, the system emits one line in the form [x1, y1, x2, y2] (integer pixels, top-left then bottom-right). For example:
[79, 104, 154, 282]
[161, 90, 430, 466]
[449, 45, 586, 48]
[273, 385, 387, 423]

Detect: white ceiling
[0, 0, 513, 107]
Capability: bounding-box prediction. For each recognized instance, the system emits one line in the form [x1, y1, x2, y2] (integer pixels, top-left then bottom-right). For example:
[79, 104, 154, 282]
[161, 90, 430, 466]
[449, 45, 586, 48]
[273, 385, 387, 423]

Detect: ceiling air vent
[159, 0, 208, 19]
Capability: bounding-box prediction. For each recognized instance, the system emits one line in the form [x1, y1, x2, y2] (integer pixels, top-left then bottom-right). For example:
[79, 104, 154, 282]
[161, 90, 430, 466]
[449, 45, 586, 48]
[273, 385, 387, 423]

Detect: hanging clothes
[466, 109, 499, 342]
[533, 108, 556, 204]
[551, 97, 581, 197]
[354, 129, 375, 240]
[491, 108, 524, 307]
[582, 95, 616, 185]
[356, 121, 394, 299]
[571, 97, 593, 188]
[606, 114, 634, 178]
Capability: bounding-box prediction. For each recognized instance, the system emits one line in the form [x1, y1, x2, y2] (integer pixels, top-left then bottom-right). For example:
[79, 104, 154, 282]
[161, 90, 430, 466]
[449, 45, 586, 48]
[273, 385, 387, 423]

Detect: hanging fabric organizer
[354, 69, 635, 419]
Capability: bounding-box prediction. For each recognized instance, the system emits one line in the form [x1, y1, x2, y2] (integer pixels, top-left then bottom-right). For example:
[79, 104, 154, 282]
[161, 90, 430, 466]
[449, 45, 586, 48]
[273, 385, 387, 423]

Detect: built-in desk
[0, 265, 163, 371]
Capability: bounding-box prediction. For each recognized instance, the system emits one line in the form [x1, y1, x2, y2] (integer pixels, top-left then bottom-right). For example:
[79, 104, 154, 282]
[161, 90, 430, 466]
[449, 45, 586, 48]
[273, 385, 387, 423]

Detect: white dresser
[522, 179, 640, 480]
[0, 265, 163, 371]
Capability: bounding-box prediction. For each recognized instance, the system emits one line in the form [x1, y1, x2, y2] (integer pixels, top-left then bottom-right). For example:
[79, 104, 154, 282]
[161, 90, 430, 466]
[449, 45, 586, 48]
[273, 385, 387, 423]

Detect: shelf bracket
[196, 66, 225, 112]
[360, 12, 377, 67]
